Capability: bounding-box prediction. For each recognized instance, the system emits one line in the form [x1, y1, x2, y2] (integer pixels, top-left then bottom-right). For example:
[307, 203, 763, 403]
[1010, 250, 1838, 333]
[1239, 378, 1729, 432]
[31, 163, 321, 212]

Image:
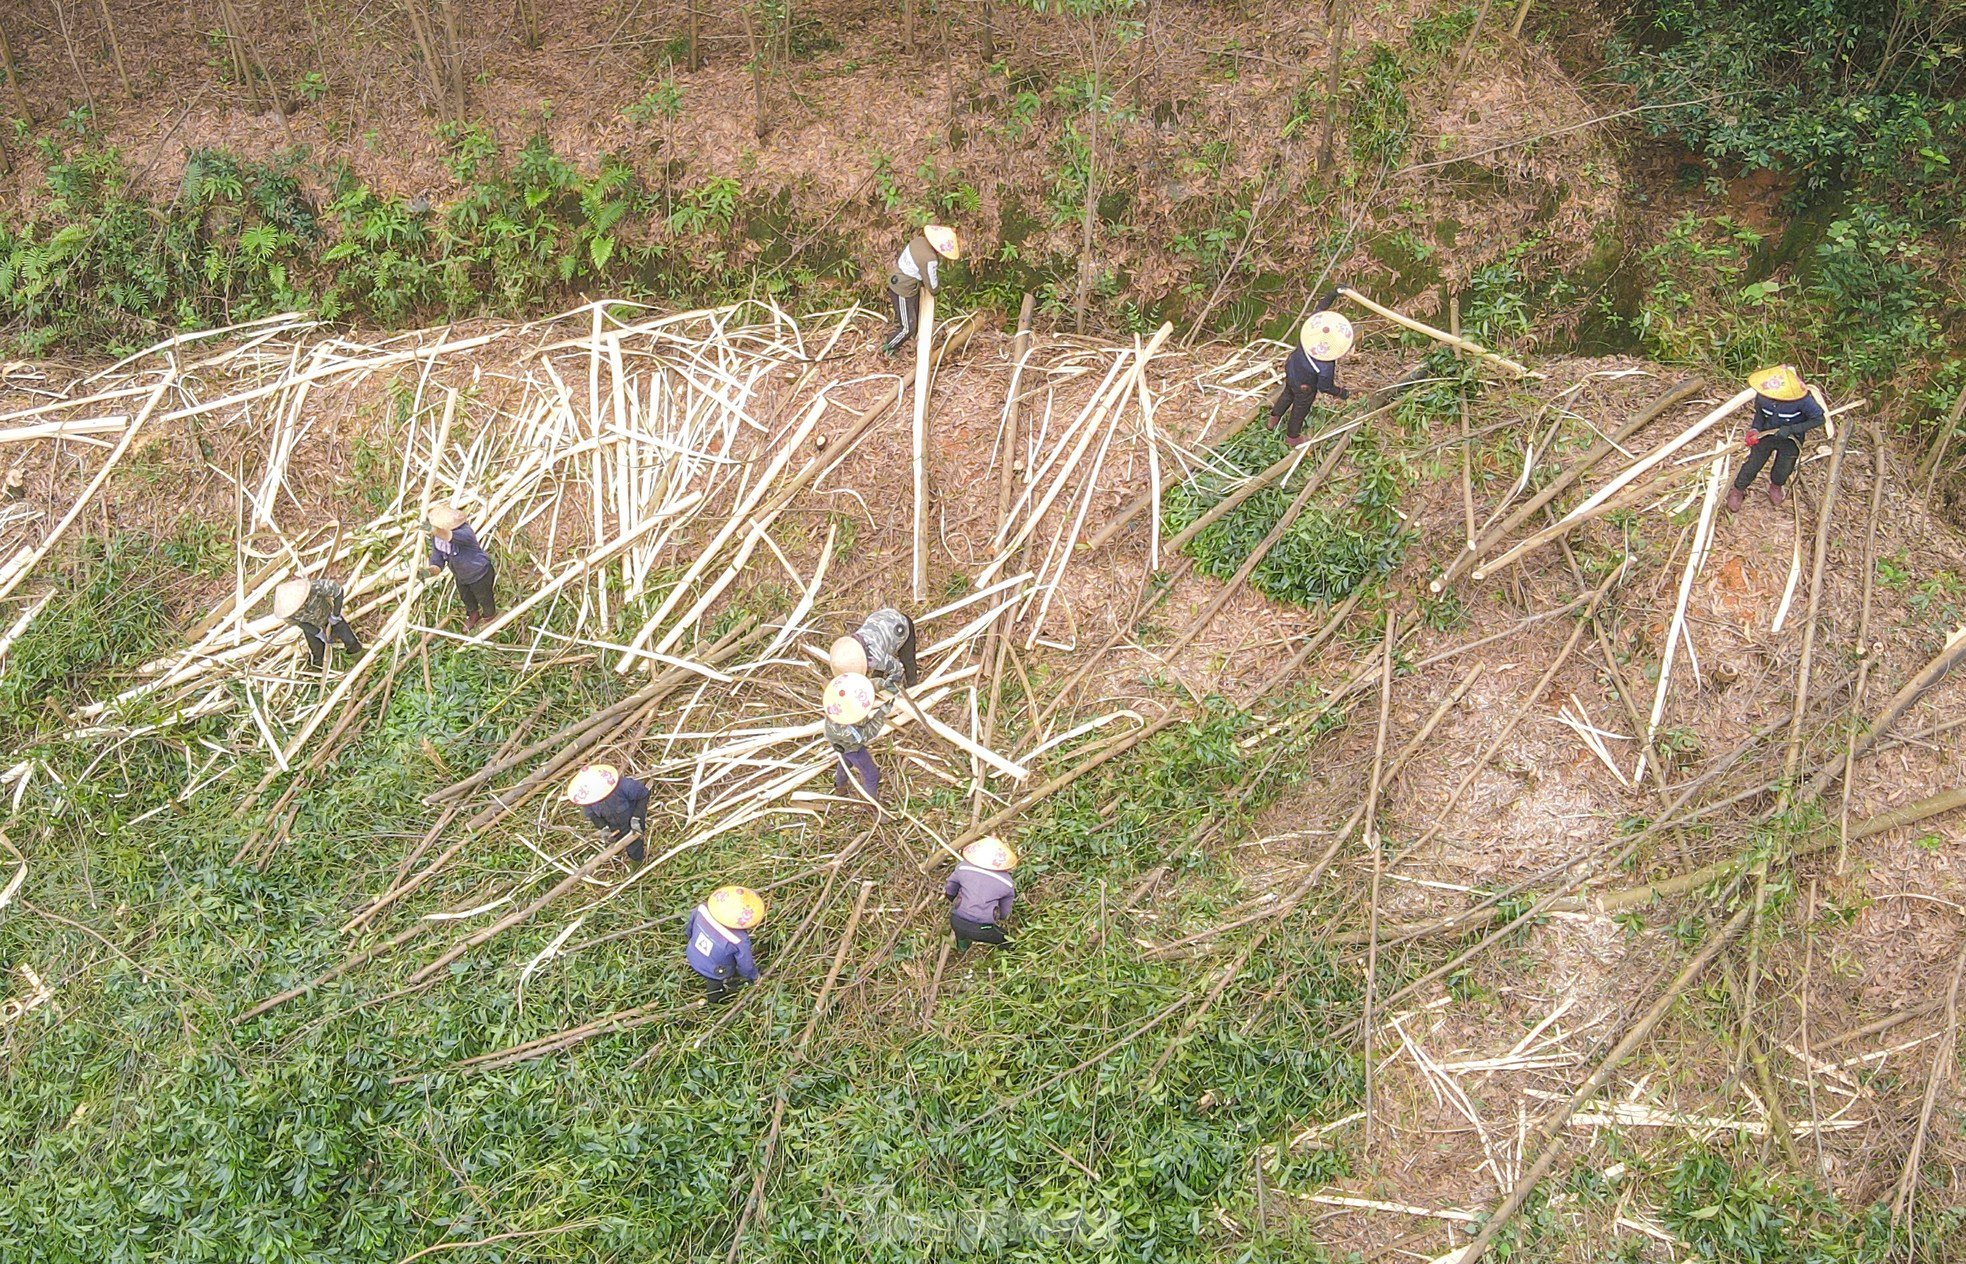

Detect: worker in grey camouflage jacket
[823, 673, 891, 803]
[829, 606, 918, 692]
[273, 576, 363, 667]
[882, 224, 962, 355]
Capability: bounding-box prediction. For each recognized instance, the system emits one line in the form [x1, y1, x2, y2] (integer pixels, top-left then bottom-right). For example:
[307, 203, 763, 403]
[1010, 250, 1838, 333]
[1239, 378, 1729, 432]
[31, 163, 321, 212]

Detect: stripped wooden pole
[911, 287, 937, 602]
[1337, 287, 1539, 378]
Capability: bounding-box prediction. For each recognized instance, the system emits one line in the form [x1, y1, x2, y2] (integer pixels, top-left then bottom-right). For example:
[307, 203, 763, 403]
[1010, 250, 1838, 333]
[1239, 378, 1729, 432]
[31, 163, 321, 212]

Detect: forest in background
[0, 2, 1960, 476]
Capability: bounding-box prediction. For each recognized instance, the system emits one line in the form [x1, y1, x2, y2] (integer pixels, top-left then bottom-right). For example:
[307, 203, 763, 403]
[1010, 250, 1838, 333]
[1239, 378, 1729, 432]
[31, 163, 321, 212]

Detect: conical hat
[565, 763, 620, 805]
[272, 579, 312, 619]
[706, 885, 766, 929]
[427, 502, 466, 532]
[1300, 311, 1355, 361]
[1748, 365, 1807, 401]
[825, 673, 876, 725]
[828, 635, 868, 678]
[962, 836, 1018, 871]
[924, 224, 962, 260]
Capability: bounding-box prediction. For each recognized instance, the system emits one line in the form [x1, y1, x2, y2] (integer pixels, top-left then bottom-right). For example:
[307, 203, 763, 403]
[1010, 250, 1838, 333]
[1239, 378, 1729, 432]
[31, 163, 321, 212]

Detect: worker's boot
[1725, 487, 1746, 513]
[1767, 482, 1785, 507]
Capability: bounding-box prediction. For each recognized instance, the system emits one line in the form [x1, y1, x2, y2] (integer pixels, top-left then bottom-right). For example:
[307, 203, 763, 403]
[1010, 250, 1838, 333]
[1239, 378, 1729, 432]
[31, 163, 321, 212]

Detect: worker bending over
[829, 607, 918, 692]
[882, 224, 961, 355]
[1729, 365, 1826, 512]
[1272, 290, 1354, 448]
[566, 763, 651, 866]
[273, 576, 363, 667]
[427, 502, 497, 626]
[686, 886, 765, 1003]
[945, 836, 1018, 952]
[823, 673, 891, 804]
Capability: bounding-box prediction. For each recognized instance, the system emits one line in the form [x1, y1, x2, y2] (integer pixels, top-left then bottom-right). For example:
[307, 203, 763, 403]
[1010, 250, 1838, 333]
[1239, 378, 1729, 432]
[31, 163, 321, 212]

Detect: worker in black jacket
[566, 764, 651, 866]
[1272, 290, 1354, 448]
[1729, 365, 1827, 512]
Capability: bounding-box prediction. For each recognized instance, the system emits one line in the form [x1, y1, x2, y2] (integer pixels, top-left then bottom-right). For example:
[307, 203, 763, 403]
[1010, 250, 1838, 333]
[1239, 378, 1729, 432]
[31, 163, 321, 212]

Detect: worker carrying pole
[944, 836, 1018, 952]
[881, 224, 962, 355]
[685, 885, 765, 1003]
[1728, 365, 1827, 512]
[425, 501, 498, 627]
[823, 673, 891, 804]
[1271, 290, 1355, 448]
[566, 763, 651, 866]
[273, 576, 363, 668]
[829, 607, 918, 691]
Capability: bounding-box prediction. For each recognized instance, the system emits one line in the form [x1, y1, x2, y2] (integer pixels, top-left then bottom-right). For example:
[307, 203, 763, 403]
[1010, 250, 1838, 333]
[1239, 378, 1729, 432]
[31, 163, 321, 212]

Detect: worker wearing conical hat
[882, 224, 962, 355]
[273, 575, 363, 667]
[828, 607, 917, 693]
[685, 885, 765, 1003]
[566, 763, 651, 866]
[822, 673, 891, 803]
[1729, 365, 1827, 512]
[1271, 290, 1354, 448]
[426, 502, 497, 627]
[944, 836, 1018, 951]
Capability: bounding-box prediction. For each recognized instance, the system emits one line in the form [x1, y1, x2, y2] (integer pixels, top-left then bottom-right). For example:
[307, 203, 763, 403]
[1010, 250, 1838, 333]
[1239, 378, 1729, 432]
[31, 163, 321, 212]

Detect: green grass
[0, 540, 1379, 1262]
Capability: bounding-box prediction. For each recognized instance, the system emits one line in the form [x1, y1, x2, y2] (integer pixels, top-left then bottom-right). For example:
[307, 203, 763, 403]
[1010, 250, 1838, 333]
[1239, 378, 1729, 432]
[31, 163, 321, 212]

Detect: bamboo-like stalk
[1474, 389, 1753, 580]
[1436, 377, 1701, 592]
[911, 287, 937, 601]
[1635, 450, 1725, 784]
[1337, 288, 1539, 379]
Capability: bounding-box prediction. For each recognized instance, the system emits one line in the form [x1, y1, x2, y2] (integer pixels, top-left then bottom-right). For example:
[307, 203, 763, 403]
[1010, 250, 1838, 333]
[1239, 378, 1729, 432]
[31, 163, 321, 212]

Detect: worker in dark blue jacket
[426, 502, 497, 626]
[566, 764, 651, 866]
[685, 886, 766, 1002]
[1729, 365, 1827, 511]
[1271, 290, 1354, 447]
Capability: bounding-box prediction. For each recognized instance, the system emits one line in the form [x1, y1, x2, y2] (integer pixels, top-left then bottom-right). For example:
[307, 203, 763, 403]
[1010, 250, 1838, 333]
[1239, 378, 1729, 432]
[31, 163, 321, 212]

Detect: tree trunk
[1131, 0, 1153, 110]
[742, 4, 768, 138]
[0, 14, 31, 120]
[977, 0, 993, 62]
[50, 1, 99, 115]
[1073, 86, 1101, 331]
[687, 0, 700, 70]
[438, 0, 467, 119]
[213, 0, 257, 108]
[903, 0, 916, 55]
[516, 0, 541, 50]
[1317, 0, 1349, 174]
[402, 0, 450, 119]
[92, 0, 134, 99]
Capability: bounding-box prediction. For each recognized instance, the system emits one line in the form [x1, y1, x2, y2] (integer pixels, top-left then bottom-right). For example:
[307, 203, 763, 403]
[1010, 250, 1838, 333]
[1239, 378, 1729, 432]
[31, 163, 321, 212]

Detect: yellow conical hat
[1748, 365, 1807, 401]
[706, 885, 766, 929]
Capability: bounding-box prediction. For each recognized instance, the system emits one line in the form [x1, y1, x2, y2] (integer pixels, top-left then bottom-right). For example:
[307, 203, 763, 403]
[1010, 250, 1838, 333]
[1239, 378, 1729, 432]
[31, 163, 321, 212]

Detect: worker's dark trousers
[834, 747, 879, 801]
[455, 566, 497, 620]
[884, 274, 920, 349]
[898, 616, 919, 687]
[1733, 436, 1800, 490]
[298, 619, 362, 666]
[614, 827, 647, 866]
[703, 975, 745, 1004]
[951, 913, 1008, 950]
[1271, 384, 1320, 440]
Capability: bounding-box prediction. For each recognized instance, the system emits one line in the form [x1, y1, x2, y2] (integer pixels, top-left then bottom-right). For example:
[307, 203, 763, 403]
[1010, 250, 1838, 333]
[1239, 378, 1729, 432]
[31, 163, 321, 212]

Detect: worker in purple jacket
[565, 763, 651, 866]
[426, 502, 497, 627]
[945, 836, 1018, 951]
[685, 885, 766, 1003]
[1271, 290, 1355, 448]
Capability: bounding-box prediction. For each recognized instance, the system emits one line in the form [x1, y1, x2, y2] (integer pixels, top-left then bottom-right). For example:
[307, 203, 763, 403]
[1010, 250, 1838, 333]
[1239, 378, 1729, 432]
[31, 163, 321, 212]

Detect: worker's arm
[734, 934, 760, 982]
[994, 888, 1016, 921]
[925, 256, 940, 291]
[1315, 357, 1350, 401]
[1770, 394, 1827, 439]
[944, 874, 961, 900]
[1311, 289, 1341, 315]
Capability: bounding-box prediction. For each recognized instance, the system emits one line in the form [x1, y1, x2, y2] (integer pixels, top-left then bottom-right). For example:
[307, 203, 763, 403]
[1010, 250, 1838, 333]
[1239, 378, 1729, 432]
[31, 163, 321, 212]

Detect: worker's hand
[427, 565, 442, 575]
[1743, 429, 1761, 448]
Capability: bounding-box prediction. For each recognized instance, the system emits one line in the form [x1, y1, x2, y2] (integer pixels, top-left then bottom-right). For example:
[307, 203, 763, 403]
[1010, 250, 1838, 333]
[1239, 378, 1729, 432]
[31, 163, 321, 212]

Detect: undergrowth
[1161, 414, 1410, 611]
[0, 532, 1372, 1263]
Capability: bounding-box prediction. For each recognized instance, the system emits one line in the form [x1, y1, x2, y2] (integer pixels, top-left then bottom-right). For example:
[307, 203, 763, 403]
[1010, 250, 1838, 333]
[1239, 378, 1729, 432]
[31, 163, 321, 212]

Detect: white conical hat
[962, 836, 1018, 871]
[1300, 311, 1355, 361]
[824, 673, 876, 725]
[924, 224, 962, 260]
[427, 502, 466, 531]
[565, 763, 620, 806]
[272, 579, 312, 619]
